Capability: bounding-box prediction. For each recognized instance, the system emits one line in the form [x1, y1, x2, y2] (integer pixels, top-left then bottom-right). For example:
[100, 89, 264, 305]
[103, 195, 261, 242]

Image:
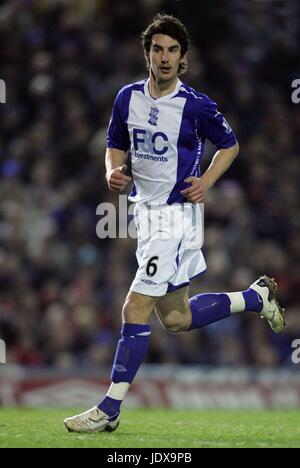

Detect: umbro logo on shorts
[141, 279, 157, 285]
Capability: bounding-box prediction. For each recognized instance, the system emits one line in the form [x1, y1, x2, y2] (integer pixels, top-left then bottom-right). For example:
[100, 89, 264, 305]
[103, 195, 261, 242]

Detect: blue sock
[188, 293, 231, 330]
[98, 323, 151, 417]
[98, 396, 121, 421]
[242, 289, 263, 312]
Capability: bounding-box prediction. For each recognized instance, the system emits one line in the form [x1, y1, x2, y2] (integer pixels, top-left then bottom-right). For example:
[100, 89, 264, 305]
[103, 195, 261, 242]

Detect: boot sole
[64, 419, 120, 434]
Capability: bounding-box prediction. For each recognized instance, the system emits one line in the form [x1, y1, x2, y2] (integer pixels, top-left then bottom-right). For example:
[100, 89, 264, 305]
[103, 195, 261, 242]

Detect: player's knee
[122, 292, 155, 323]
[122, 299, 139, 323]
[163, 314, 190, 334]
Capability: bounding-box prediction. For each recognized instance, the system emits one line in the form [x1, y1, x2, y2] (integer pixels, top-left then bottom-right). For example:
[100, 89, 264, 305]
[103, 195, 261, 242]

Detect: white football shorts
[130, 202, 207, 297]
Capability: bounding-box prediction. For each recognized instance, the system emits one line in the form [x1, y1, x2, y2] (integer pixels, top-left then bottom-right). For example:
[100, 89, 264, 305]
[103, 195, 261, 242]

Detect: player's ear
[179, 53, 188, 76]
[144, 49, 150, 68]
[145, 54, 150, 71]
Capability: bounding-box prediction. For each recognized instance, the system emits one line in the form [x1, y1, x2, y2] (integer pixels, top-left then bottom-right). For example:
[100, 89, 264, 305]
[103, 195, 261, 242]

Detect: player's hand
[106, 164, 132, 192]
[180, 176, 209, 203]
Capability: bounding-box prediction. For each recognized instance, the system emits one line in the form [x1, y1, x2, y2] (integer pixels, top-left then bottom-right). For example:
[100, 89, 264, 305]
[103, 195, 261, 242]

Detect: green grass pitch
[0, 408, 299, 448]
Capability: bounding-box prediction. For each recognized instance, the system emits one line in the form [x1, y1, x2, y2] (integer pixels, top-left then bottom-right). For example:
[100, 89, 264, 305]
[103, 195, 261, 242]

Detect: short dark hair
[141, 13, 189, 76]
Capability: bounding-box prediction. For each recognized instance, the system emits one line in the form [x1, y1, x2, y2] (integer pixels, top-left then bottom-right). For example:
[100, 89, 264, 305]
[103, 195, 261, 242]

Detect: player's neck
[148, 74, 178, 99]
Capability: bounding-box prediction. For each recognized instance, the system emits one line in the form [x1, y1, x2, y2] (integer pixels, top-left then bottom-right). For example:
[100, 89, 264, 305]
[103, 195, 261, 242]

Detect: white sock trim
[226, 292, 246, 313]
[106, 382, 130, 401]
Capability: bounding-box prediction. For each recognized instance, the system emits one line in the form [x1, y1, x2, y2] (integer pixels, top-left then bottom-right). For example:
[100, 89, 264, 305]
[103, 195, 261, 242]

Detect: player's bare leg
[121, 290, 157, 323]
[155, 286, 191, 333]
[64, 291, 158, 433]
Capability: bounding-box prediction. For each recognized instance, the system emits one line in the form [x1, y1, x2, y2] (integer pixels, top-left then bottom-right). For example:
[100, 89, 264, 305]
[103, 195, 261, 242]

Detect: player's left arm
[181, 143, 239, 203]
[181, 97, 239, 203]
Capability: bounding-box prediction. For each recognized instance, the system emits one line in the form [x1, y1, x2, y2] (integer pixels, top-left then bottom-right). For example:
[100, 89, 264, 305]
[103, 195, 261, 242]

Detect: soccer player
[64, 14, 285, 433]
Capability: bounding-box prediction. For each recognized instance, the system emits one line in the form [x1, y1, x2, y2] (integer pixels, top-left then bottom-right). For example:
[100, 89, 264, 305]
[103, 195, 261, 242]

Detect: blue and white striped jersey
[107, 78, 237, 204]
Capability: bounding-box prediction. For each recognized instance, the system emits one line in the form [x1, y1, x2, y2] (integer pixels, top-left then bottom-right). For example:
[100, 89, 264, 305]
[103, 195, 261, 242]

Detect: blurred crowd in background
[0, 0, 299, 370]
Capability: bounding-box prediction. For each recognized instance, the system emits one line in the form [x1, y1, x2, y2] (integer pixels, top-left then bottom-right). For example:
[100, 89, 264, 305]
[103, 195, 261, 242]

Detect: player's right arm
[106, 87, 132, 192]
[105, 148, 132, 192]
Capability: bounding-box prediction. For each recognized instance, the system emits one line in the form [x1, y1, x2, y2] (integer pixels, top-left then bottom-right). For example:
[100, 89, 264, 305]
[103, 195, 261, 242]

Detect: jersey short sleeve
[197, 96, 237, 149]
[107, 89, 130, 152]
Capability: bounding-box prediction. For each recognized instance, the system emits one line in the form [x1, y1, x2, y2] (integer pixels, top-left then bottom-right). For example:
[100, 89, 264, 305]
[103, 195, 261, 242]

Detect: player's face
[149, 34, 184, 84]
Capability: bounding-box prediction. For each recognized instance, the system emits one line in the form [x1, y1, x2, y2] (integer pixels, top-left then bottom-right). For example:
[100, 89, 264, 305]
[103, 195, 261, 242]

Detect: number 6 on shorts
[146, 256, 158, 277]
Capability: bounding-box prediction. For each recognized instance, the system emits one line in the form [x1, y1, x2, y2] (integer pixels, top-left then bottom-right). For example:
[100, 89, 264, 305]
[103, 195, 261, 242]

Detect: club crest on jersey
[148, 107, 159, 126]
